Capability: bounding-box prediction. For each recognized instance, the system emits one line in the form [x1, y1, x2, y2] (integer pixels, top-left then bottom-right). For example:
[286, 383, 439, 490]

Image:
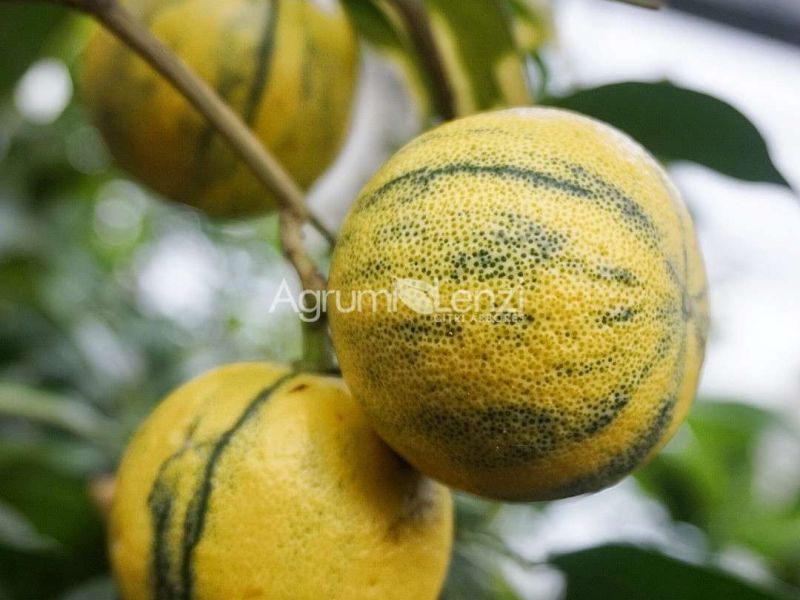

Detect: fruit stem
[383, 0, 457, 121]
[279, 207, 334, 372]
[279, 208, 327, 297]
[296, 315, 337, 375]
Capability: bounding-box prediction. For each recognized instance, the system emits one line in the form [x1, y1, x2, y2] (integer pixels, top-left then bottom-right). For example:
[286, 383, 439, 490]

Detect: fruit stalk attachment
[279, 208, 336, 373]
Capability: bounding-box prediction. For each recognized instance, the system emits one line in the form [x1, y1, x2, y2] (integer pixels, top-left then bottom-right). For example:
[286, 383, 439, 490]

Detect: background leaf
[0, 450, 107, 599]
[425, 0, 532, 113]
[0, 383, 115, 442]
[441, 496, 523, 600]
[341, 0, 431, 115]
[549, 81, 791, 188]
[342, 0, 532, 119]
[59, 576, 115, 600]
[342, 0, 408, 51]
[505, 0, 554, 55]
[552, 544, 792, 600]
[0, 499, 57, 553]
[0, 4, 69, 98]
[637, 401, 800, 588]
[637, 401, 777, 529]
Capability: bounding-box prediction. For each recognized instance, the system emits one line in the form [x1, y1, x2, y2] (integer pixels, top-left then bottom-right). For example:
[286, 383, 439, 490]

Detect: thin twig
[279, 209, 327, 294]
[382, 0, 457, 120]
[279, 206, 332, 364]
[308, 212, 336, 248]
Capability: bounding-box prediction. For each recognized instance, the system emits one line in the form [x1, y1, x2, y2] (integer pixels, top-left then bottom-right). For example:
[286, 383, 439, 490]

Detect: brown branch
[279, 209, 326, 294]
[382, 0, 457, 121]
[279, 206, 333, 370]
[308, 212, 336, 248]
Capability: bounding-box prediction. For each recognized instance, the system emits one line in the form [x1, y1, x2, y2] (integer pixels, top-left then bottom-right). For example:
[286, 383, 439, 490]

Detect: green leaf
[0, 4, 69, 98]
[442, 495, 525, 600]
[442, 544, 523, 600]
[59, 576, 115, 600]
[0, 499, 57, 553]
[342, 0, 408, 51]
[637, 401, 780, 532]
[342, 0, 532, 119]
[637, 401, 800, 587]
[0, 452, 108, 599]
[505, 0, 554, 54]
[342, 0, 432, 115]
[552, 544, 794, 600]
[549, 81, 791, 188]
[0, 382, 115, 442]
[0, 438, 112, 479]
[0, 448, 108, 586]
[425, 0, 532, 113]
[0, 456, 102, 553]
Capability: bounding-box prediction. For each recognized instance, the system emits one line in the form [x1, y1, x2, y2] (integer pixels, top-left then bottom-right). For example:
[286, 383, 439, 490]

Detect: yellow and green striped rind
[328, 107, 709, 502]
[110, 363, 453, 599]
[82, 0, 358, 218]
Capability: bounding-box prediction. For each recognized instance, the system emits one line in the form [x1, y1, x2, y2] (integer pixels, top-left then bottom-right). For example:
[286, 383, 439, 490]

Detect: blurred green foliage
[552, 544, 794, 600]
[638, 402, 800, 588]
[0, 4, 69, 97]
[0, 2, 798, 600]
[342, 0, 538, 118]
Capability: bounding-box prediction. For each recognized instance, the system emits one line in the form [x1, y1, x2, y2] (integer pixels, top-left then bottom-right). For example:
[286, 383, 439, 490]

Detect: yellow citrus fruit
[82, 0, 358, 217]
[328, 107, 709, 501]
[110, 363, 453, 599]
